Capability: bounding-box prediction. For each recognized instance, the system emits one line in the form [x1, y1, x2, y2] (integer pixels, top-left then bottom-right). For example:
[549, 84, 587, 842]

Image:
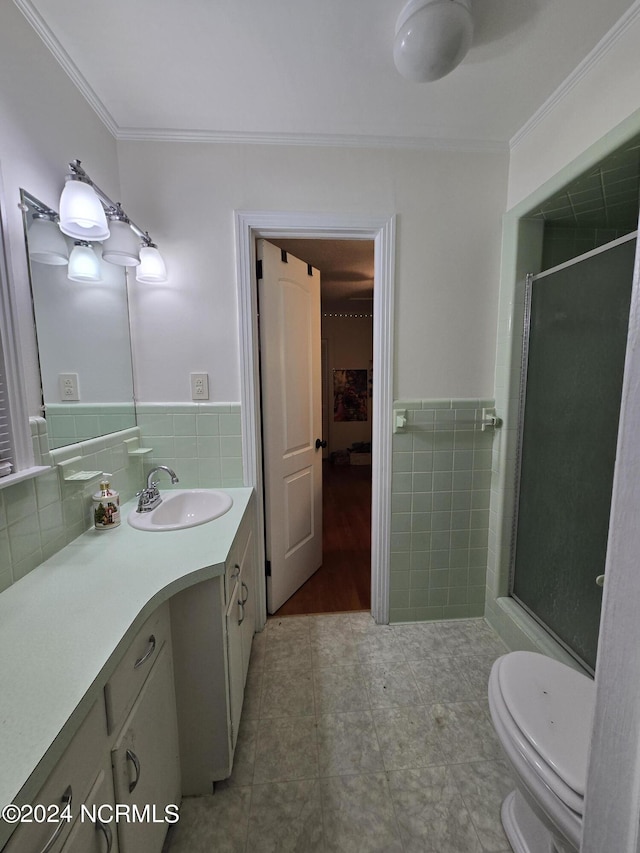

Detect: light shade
[68, 241, 103, 283]
[102, 218, 141, 267]
[136, 245, 167, 283]
[59, 178, 110, 241]
[394, 0, 473, 82]
[28, 215, 69, 265]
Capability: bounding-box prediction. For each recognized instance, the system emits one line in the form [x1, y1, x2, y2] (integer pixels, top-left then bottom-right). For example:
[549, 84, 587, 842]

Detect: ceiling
[269, 239, 375, 311]
[15, 1, 638, 303]
[17, 0, 637, 148]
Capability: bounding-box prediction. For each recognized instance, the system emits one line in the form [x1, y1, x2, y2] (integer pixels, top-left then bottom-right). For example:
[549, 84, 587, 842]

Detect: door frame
[234, 211, 396, 630]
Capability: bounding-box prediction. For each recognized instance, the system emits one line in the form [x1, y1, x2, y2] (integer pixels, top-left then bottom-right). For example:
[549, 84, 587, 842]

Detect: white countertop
[0, 487, 253, 838]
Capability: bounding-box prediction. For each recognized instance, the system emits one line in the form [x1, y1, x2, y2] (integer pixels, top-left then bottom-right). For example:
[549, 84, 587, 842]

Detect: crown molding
[511, 0, 640, 150]
[115, 126, 507, 153]
[12, 1, 506, 155]
[13, 0, 119, 137]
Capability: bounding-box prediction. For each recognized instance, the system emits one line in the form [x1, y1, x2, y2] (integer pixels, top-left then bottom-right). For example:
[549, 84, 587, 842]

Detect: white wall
[118, 142, 508, 404]
[508, 10, 640, 209]
[0, 2, 120, 415]
[322, 315, 373, 454]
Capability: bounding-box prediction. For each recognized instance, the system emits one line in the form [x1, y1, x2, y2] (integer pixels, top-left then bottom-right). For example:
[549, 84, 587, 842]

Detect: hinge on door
[256, 258, 263, 280]
[281, 249, 288, 263]
[307, 263, 313, 276]
[265, 560, 271, 577]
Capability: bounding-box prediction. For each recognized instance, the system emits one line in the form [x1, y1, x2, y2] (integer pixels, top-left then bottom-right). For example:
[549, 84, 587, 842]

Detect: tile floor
[167, 613, 515, 852]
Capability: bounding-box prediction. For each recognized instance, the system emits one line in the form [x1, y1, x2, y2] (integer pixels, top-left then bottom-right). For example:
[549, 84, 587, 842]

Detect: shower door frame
[508, 232, 638, 672]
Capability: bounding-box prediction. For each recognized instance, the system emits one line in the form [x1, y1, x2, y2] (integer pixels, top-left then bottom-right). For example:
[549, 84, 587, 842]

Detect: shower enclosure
[510, 235, 637, 671]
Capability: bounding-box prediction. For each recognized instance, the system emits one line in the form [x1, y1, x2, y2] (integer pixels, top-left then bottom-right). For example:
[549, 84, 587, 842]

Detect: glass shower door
[511, 237, 636, 671]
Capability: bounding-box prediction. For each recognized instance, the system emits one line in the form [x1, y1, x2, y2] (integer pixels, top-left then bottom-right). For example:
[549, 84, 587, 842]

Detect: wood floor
[274, 461, 372, 616]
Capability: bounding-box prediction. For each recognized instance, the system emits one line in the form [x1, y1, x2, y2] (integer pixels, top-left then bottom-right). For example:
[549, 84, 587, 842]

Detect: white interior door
[257, 239, 323, 614]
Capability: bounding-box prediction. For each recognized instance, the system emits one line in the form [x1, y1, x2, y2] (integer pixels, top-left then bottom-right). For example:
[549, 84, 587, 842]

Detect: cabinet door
[111, 643, 180, 853]
[225, 579, 244, 750]
[60, 759, 119, 853]
[238, 527, 255, 682]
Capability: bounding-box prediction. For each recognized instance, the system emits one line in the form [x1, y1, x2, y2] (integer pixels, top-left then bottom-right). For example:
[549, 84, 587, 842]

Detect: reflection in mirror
[21, 190, 136, 449]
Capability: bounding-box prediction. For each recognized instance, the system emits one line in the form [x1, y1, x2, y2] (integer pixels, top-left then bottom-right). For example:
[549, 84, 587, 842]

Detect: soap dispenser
[93, 474, 121, 530]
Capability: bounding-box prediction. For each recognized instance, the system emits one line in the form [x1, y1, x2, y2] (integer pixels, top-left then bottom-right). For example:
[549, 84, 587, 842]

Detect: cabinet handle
[126, 748, 141, 793]
[241, 581, 249, 606]
[38, 786, 72, 853]
[134, 635, 156, 669]
[231, 563, 240, 581]
[238, 598, 245, 626]
[96, 818, 113, 853]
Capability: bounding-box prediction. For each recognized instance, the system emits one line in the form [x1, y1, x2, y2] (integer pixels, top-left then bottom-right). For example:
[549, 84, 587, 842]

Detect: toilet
[488, 651, 595, 853]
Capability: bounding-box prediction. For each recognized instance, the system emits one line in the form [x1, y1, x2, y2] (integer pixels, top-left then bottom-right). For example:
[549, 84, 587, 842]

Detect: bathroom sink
[128, 489, 233, 531]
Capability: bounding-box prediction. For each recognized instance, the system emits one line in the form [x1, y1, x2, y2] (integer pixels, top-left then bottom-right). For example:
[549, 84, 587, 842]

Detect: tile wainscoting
[0, 419, 145, 592]
[389, 399, 496, 624]
[0, 402, 244, 593]
[136, 403, 243, 489]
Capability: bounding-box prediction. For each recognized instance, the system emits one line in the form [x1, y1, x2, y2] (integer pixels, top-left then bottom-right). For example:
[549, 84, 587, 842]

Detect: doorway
[234, 212, 396, 631]
[266, 238, 374, 616]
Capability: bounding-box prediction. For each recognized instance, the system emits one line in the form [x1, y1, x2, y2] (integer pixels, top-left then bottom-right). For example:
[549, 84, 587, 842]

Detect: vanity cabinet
[171, 498, 257, 794]
[0, 489, 257, 852]
[226, 523, 255, 750]
[2, 603, 179, 853]
[111, 642, 180, 853]
[2, 702, 107, 853]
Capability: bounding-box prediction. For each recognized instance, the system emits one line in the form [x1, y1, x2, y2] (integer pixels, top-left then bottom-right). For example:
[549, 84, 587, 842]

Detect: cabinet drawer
[104, 603, 170, 734]
[3, 702, 106, 853]
[59, 758, 119, 853]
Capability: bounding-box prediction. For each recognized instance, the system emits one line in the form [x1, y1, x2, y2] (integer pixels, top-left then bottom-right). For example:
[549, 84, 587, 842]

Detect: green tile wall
[136, 403, 244, 488]
[0, 419, 145, 593]
[389, 398, 496, 623]
[45, 403, 136, 449]
[0, 402, 245, 595]
[541, 225, 630, 270]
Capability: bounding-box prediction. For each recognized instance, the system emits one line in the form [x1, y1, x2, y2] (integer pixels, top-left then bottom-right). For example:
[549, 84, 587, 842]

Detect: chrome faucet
[136, 466, 179, 513]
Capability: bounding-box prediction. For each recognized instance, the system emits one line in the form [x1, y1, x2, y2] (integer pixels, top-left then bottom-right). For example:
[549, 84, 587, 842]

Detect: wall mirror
[21, 190, 136, 449]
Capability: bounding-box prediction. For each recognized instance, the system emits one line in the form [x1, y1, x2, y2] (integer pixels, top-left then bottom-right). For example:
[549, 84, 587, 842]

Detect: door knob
[315, 438, 327, 449]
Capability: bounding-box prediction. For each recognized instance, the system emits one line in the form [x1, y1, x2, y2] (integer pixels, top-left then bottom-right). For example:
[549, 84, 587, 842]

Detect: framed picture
[333, 369, 368, 421]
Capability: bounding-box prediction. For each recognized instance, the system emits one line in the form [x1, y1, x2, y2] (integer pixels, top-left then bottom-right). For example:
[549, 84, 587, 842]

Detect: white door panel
[258, 240, 322, 613]
[285, 468, 314, 552]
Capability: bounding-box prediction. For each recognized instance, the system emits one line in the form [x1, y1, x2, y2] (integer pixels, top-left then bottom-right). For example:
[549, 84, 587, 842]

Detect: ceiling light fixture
[394, 0, 473, 82]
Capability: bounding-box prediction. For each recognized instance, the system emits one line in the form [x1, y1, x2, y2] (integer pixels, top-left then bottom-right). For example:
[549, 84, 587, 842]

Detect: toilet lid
[498, 651, 595, 798]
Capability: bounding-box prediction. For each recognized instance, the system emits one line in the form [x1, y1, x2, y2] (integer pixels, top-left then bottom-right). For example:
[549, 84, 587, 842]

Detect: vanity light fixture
[67, 241, 103, 283]
[136, 236, 168, 283]
[102, 205, 141, 267]
[59, 161, 110, 241]
[394, 0, 473, 82]
[27, 211, 69, 266]
[58, 159, 168, 279]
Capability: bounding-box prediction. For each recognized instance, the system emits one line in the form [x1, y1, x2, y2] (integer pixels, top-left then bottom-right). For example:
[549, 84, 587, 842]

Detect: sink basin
[128, 489, 233, 531]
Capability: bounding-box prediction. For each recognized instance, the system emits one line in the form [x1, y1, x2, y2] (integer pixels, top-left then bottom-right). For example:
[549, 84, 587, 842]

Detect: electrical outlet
[190, 372, 209, 400]
[59, 373, 80, 401]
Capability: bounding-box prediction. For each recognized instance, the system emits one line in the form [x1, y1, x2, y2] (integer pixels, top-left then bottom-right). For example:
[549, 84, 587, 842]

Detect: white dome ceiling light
[394, 0, 473, 83]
